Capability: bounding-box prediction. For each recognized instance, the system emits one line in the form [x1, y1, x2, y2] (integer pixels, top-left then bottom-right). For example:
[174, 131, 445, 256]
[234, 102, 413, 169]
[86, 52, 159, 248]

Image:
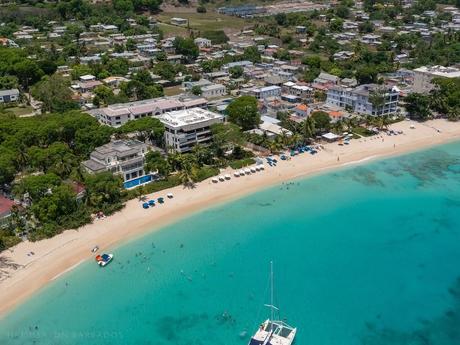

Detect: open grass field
[163, 85, 183, 96]
[5, 106, 35, 117]
[157, 22, 189, 37]
[155, 11, 250, 36]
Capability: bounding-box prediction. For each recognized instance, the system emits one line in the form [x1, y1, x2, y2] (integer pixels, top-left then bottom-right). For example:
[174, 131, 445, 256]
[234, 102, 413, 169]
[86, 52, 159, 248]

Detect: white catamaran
[248, 261, 297, 345]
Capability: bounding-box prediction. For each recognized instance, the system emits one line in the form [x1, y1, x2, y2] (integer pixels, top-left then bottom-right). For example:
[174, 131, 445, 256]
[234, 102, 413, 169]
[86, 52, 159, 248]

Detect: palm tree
[15, 145, 29, 171]
[178, 161, 198, 188]
[290, 133, 303, 147]
[54, 154, 74, 177]
[447, 107, 460, 122]
[192, 144, 213, 166]
[268, 140, 284, 154]
[364, 115, 375, 128]
[343, 117, 357, 132]
[332, 120, 344, 134]
[429, 88, 448, 114]
[300, 117, 316, 141]
[278, 130, 291, 148]
[167, 151, 184, 171]
[374, 116, 384, 131]
[70, 165, 86, 183]
[382, 115, 391, 130]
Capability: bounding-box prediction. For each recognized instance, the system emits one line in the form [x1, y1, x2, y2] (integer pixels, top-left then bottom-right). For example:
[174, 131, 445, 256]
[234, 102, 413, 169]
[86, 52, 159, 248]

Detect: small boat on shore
[95, 253, 113, 267]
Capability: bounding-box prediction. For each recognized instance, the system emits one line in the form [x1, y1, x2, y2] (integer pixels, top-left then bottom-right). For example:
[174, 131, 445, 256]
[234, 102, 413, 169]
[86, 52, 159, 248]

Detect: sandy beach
[1, 119, 460, 317]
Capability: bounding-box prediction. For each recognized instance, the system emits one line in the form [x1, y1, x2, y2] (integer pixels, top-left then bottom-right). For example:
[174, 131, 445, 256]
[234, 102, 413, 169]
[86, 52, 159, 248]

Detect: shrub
[229, 158, 256, 169]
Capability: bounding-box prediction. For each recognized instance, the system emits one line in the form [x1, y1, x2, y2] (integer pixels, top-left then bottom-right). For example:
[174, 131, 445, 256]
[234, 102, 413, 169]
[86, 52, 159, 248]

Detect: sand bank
[1, 119, 460, 317]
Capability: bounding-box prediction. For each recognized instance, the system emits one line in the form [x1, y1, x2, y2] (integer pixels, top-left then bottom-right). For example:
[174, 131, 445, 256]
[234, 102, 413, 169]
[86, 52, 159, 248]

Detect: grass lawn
[156, 11, 248, 35]
[352, 126, 376, 137]
[157, 23, 188, 37]
[6, 106, 35, 116]
[164, 85, 183, 96]
[229, 158, 256, 169]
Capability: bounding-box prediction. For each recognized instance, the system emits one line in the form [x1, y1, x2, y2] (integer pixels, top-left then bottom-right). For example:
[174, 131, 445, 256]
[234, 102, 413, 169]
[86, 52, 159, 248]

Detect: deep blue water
[1, 141, 460, 345]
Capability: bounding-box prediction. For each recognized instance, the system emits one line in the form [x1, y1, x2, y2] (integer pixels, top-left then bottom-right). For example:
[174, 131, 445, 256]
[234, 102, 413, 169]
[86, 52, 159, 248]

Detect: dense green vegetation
[0, 111, 124, 243]
[227, 96, 260, 130]
[0, 0, 163, 28]
[200, 30, 229, 44]
[405, 78, 460, 121]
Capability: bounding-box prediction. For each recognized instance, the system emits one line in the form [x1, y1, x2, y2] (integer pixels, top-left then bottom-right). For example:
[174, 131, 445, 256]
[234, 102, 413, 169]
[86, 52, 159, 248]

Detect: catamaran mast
[270, 260, 274, 323]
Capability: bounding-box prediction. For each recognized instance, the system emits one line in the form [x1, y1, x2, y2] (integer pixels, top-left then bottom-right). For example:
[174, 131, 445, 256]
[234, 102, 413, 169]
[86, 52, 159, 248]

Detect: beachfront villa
[82, 140, 150, 186]
[88, 96, 208, 127]
[159, 108, 224, 153]
[0, 195, 14, 228]
[326, 84, 400, 116]
[413, 65, 460, 94]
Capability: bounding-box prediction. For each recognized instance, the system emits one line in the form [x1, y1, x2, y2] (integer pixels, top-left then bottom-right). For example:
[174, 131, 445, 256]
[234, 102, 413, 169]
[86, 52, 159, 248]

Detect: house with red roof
[0, 195, 14, 228]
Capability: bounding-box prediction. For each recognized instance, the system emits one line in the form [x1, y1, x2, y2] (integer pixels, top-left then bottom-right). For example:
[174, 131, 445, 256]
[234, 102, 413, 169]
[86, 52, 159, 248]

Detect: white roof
[261, 115, 281, 125]
[80, 74, 96, 81]
[159, 108, 223, 128]
[322, 132, 340, 140]
[414, 65, 460, 78]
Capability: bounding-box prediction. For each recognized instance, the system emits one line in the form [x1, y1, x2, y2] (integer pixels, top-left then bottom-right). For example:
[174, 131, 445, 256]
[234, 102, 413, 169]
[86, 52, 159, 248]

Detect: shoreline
[1, 119, 460, 317]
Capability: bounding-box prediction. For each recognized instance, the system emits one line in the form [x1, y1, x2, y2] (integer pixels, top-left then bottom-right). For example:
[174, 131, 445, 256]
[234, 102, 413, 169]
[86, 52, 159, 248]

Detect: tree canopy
[227, 96, 260, 131]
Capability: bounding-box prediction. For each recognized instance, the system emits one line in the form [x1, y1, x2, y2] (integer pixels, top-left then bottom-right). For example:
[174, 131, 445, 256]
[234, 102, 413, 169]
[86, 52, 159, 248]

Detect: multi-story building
[312, 72, 340, 91]
[159, 108, 224, 153]
[282, 82, 313, 102]
[201, 84, 226, 99]
[413, 65, 460, 94]
[250, 85, 282, 100]
[82, 140, 149, 182]
[88, 96, 208, 127]
[326, 84, 400, 116]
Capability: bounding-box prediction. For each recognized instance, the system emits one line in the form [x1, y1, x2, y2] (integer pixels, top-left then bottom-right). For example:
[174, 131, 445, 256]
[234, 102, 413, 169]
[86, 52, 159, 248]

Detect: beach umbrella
[167, 193, 174, 198]
[244, 168, 251, 174]
[225, 174, 231, 180]
[218, 175, 225, 181]
[234, 171, 240, 177]
[239, 170, 245, 176]
[212, 178, 219, 183]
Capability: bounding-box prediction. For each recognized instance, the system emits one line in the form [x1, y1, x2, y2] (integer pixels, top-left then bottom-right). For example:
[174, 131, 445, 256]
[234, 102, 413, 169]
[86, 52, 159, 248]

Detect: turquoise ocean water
[1, 142, 460, 345]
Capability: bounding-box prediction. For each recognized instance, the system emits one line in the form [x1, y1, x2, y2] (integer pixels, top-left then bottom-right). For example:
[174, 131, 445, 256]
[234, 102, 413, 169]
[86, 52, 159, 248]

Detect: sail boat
[248, 261, 297, 345]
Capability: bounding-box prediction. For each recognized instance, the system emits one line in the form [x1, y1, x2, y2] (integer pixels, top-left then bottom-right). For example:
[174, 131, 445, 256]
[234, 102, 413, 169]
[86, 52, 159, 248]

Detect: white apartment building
[201, 84, 226, 99]
[159, 108, 224, 153]
[250, 85, 282, 99]
[282, 82, 313, 102]
[413, 65, 460, 94]
[89, 96, 208, 127]
[326, 84, 400, 116]
[82, 140, 148, 181]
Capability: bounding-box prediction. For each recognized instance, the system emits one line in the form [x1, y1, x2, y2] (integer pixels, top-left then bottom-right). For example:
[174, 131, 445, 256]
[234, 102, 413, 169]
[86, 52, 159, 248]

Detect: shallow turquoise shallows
[2, 142, 460, 345]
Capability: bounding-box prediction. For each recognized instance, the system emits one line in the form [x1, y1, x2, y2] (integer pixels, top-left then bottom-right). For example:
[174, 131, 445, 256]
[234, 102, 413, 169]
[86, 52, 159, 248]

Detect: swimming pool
[123, 175, 153, 189]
